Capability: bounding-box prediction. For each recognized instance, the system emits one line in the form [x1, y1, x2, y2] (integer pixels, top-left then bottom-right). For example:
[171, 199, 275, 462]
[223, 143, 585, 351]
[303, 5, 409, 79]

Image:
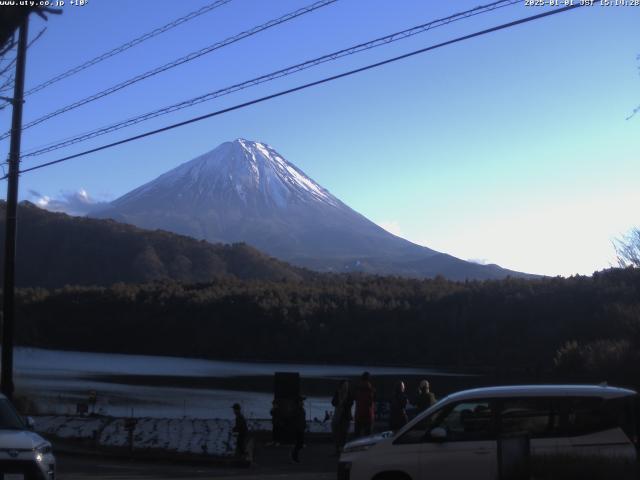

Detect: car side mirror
[26, 416, 35, 430]
[429, 427, 447, 441]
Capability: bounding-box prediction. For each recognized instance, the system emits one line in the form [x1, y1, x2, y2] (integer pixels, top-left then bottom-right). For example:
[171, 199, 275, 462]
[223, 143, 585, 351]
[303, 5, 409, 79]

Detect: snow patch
[34, 415, 333, 457]
[113, 139, 341, 211]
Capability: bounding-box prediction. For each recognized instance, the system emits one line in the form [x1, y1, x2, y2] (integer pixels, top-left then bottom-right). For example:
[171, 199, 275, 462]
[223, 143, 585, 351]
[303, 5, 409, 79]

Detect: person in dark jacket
[268, 399, 283, 446]
[354, 372, 376, 437]
[331, 379, 353, 454]
[232, 403, 249, 457]
[389, 380, 409, 431]
[290, 396, 306, 464]
[414, 379, 437, 414]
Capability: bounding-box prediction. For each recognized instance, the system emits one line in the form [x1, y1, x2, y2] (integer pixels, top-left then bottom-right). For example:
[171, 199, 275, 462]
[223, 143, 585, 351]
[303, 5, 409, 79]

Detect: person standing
[232, 403, 249, 457]
[354, 372, 375, 437]
[291, 396, 306, 464]
[414, 379, 437, 414]
[389, 381, 409, 431]
[331, 379, 353, 454]
[268, 399, 283, 446]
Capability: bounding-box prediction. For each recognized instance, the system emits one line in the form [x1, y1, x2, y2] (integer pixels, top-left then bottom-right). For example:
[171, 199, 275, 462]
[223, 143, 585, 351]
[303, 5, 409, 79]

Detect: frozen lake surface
[13, 347, 470, 420]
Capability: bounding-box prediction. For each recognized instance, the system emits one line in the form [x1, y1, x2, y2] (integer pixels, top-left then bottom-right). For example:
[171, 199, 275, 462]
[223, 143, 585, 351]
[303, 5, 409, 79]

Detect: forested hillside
[12, 267, 640, 386]
[0, 201, 309, 287]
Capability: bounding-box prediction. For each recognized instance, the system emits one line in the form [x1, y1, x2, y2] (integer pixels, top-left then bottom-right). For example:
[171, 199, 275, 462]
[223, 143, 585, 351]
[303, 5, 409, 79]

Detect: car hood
[0, 429, 47, 450]
[344, 431, 393, 449]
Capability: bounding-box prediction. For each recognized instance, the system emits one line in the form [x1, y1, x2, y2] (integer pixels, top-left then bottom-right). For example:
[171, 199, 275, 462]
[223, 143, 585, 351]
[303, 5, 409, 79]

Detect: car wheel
[373, 472, 412, 480]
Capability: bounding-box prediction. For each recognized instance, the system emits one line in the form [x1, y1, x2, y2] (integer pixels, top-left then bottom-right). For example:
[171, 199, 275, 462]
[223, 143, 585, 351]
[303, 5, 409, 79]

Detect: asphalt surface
[56, 440, 337, 480]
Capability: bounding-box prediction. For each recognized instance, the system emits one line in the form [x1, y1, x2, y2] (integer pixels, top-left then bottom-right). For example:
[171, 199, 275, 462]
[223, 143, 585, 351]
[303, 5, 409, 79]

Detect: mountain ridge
[93, 139, 534, 280]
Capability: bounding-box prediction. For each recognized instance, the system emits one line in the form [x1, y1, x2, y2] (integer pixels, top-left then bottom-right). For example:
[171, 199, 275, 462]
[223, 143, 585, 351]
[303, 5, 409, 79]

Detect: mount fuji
[94, 139, 528, 280]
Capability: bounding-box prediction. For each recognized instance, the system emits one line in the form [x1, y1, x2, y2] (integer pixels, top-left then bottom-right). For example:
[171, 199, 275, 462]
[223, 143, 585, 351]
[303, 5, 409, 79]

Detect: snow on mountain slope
[95, 139, 529, 280]
[114, 139, 339, 211]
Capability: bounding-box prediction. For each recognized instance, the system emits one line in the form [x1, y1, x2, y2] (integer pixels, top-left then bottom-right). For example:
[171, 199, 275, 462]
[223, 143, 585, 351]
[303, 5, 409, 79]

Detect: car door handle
[473, 448, 491, 455]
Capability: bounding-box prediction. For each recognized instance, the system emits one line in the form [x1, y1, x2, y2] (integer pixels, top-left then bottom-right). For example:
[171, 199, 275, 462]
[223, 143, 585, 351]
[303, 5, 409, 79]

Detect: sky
[0, 0, 638, 277]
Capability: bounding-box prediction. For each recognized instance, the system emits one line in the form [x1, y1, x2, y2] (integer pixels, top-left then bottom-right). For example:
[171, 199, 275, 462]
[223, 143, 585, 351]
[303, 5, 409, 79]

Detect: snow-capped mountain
[94, 139, 528, 280]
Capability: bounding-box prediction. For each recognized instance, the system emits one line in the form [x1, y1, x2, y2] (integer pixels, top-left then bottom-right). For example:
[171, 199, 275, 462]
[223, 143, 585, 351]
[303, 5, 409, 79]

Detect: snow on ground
[34, 415, 333, 457]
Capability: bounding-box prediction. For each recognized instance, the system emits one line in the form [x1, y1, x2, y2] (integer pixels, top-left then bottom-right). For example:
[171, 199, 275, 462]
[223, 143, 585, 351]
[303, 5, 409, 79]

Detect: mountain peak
[96, 139, 531, 280]
[113, 139, 340, 211]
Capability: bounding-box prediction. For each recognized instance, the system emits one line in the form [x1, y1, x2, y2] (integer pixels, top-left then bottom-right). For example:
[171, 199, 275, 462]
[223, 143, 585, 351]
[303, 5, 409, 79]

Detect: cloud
[467, 258, 491, 265]
[28, 189, 110, 216]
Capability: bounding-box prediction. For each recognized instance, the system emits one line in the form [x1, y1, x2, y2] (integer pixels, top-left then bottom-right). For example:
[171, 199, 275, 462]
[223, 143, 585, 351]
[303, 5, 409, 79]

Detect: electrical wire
[8, 3, 582, 180]
[21, 0, 520, 159]
[23, 0, 234, 97]
[0, 0, 338, 141]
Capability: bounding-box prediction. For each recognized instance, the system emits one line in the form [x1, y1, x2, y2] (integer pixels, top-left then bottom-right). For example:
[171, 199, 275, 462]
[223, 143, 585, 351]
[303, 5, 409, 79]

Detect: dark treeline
[11, 267, 640, 386]
[0, 201, 310, 287]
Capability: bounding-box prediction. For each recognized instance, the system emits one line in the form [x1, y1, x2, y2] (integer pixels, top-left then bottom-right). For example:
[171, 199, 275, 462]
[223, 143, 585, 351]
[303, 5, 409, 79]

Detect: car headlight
[342, 442, 375, 454]
[35, 443, 52, 462]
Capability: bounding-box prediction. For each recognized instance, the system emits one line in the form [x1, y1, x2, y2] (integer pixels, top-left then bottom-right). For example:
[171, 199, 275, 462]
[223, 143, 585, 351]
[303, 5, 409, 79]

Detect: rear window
[562, 396, 637, 438]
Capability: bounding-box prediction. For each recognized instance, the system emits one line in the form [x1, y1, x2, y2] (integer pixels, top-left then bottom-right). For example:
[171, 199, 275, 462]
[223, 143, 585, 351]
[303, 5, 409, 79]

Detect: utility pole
[1, 17, 29, 401]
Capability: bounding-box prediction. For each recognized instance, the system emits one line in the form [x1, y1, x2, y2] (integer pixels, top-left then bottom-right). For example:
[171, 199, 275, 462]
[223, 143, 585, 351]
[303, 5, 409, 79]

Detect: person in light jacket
[414, 379, 437, 414]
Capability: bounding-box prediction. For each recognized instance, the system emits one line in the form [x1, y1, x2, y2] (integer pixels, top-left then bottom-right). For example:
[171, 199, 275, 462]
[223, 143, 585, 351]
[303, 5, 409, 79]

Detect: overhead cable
[11, 3, 582, 179]
[23, 0, 234, 97]
[22, 0, 519, 158]
[0, 0, 338, 141]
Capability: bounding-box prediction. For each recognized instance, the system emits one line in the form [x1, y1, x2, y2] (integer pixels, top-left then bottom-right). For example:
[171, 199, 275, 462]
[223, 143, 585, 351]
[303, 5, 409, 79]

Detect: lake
[13, 347, 480, 420]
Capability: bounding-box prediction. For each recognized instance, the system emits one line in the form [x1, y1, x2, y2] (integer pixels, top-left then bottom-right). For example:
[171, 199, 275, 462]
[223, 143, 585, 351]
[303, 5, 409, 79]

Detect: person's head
[361, 371, 370, 382]
[396, 380, 405, 393]
[419, 379, 430, 393]
[232, 403, 242, 415]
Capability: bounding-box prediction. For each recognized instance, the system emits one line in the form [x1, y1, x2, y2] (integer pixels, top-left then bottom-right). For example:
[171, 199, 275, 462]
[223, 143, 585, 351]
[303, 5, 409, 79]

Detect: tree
[614, 228, 640, 268]
[627, 53, 639, 120]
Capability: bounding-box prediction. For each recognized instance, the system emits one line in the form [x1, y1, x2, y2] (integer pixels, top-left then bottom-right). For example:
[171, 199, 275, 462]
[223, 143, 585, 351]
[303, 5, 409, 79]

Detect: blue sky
[1, 0, 638, 277]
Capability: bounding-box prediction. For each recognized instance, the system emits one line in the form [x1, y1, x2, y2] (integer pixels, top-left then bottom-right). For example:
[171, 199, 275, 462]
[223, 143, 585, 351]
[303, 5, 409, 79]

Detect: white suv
[339, 385, 638, 480]
[0, 394, 55, 480]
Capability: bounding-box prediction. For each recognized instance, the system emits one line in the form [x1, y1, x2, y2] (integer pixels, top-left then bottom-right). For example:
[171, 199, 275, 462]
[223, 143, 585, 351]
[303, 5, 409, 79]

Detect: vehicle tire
[372, 472, 412, 480]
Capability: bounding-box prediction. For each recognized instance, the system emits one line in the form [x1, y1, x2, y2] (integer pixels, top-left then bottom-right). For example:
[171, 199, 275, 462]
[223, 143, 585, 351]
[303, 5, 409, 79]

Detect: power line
[21, 0, 520, 159]
[0, 0, 338, 141]
[23, 0, 234, 97]
[0, 27, 46, 101]
[10, 3, 583, 180]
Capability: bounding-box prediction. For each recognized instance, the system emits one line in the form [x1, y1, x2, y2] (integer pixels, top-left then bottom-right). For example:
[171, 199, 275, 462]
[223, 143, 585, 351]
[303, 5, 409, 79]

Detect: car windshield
[0, 399, 26, 430]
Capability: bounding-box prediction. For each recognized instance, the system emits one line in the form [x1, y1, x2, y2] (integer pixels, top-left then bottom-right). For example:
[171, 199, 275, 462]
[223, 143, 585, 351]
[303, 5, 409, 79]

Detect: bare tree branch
[627, 53, 640, 121]
[0, 56, 17, 78]
[0, 35, 15, 58]
[0, 27, 47, 109]
[614, 228, 640, 268]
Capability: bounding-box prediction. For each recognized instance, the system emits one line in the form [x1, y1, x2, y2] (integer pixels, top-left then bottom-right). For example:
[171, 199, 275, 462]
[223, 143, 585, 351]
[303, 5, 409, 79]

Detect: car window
[433, 400, 495, 441]
[500, 398, 559, 438]
[563, 396, 632, 437]
[604, 396, 638, 442]
[564, 397, 609, 436]
[0, 398, 26, 430]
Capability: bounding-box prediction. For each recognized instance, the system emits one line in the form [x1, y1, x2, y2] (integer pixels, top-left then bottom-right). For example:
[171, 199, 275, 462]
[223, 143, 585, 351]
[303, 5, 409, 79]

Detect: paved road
[56, 441, 337, 480]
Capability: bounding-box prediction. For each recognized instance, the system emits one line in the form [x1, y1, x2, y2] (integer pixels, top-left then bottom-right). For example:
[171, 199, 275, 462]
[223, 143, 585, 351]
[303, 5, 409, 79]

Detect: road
[55, 441, 337, 480]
